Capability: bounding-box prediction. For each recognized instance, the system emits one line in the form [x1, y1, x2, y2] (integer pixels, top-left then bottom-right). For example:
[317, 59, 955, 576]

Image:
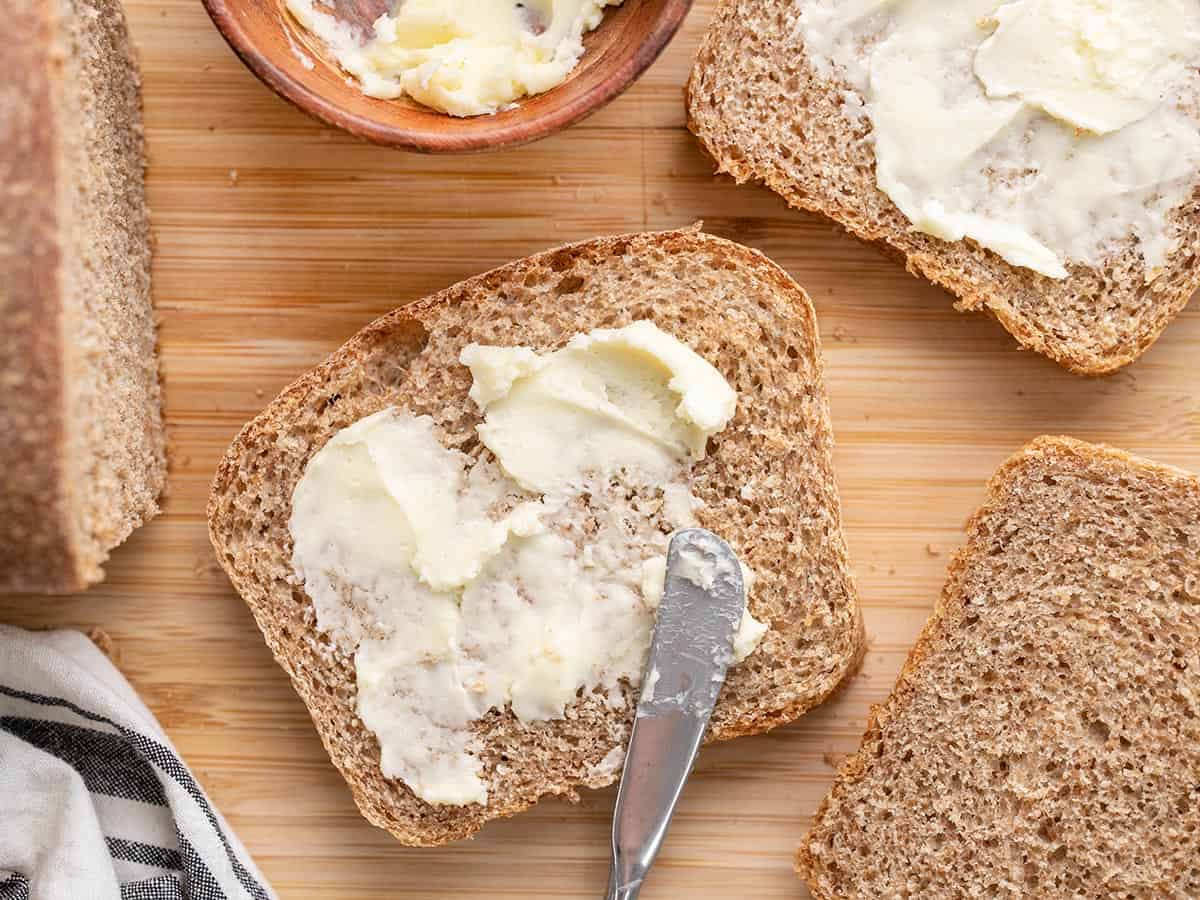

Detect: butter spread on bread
[208, 227, 864, 845]
[288, 321, 765, 806]
[798, 0, 1200, 279]
[285, 0, 621, 116]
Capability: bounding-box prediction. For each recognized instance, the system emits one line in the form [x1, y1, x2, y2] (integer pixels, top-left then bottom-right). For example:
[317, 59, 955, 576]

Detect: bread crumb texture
[687, 1, 1200, 375]
[798, 436, 1200, 899]
[0, 0, 164, 592]
[208, 227, 865, 845]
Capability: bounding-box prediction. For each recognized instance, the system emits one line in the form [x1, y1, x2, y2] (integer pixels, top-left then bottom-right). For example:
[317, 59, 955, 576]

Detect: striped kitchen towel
[0, 625, 276, 900]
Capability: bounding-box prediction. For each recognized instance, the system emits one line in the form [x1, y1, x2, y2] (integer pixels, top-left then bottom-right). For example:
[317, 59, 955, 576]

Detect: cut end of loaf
[0, 0, 164, 593]
[797, 435, 1200, 898]
[207, 227, 864, 845]
[686, 0, 1200, 375]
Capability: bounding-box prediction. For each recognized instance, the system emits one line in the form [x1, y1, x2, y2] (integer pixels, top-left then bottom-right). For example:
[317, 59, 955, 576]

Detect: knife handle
[604, 710, 707, 900]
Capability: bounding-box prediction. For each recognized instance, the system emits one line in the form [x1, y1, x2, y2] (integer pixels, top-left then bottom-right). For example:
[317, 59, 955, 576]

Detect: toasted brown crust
[796, 436, 1200, 898]
[0, 0, 164, 593]
[686, 1, 1200, 376]
[208, 226, 865, 845]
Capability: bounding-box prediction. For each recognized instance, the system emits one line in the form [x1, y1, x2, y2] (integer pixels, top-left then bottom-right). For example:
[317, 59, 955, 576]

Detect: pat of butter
[799, 0, 1200, 279]
[289, 322, 764, 807]
[460, 320, 737, 495]
[974, 0, 1200, 135]
[286, 0, 622, 117]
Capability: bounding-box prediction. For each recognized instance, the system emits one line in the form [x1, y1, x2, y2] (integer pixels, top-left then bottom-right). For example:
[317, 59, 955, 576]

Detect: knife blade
[604, 527, 745, 900]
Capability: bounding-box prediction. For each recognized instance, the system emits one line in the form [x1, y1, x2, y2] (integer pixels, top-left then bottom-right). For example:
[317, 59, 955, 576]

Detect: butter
[460, 320, 737, 495]
[974, 0, 1200, 135]
[286, 0, 622, 117]
[362, 413, 533, 593]
[289, 321, 766, 807]
[798, 0, 1200, 279]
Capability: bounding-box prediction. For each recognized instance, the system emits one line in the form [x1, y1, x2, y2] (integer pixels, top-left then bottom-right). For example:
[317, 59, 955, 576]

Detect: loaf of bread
[1, 0, 165, 592]
[798, 436, 1200, 897]
[208, 226, 865, 845]
[687, 1, 1200, 375]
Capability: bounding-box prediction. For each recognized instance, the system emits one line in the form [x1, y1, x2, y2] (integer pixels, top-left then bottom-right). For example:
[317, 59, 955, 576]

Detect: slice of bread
[686, 2, 1200, 375]
[208, 226, 865, 846]
[797, 436, 1200, 898]
[1, 0, 165, 592]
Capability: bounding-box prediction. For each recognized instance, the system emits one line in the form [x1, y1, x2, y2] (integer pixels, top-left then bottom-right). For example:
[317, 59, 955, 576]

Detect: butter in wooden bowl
[286, 0, 623, 116]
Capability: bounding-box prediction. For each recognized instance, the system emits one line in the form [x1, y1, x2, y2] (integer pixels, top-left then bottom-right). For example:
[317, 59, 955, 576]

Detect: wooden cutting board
[3, 1, 1199, 896]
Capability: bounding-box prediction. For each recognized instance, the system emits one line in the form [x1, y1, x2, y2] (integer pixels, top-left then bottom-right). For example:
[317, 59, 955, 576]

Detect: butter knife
[604, 528, 745, 900]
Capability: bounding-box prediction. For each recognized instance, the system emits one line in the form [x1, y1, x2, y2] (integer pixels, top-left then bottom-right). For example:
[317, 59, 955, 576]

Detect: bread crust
[0, 0, 80, 591]
[686, 0, 1200, 375]
[796, 436, 1200, 897]
[208, 227, 865, 845]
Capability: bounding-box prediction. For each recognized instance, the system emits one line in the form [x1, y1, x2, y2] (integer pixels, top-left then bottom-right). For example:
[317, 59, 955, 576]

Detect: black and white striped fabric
[0, 626, 276, 900]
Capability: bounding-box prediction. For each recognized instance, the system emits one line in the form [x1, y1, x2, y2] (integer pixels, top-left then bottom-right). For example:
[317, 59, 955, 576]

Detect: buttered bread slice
[688, 0, 1200, 374]
[208, 227, 864, 845]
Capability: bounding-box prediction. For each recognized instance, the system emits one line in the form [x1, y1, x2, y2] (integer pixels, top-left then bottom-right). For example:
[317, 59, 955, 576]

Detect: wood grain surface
[3, 1, 1199, 897]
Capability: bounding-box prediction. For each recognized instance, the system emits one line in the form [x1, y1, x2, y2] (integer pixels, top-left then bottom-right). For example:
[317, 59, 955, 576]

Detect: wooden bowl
[201, 0, 695, 152]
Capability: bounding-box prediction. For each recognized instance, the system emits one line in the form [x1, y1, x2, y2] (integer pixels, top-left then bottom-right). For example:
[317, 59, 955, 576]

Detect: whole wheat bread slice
[1, 0, 165, 592]
[686, 2, 1200, 375]
[208, 226, 865, 846]
[797, 436, 1200, 898]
